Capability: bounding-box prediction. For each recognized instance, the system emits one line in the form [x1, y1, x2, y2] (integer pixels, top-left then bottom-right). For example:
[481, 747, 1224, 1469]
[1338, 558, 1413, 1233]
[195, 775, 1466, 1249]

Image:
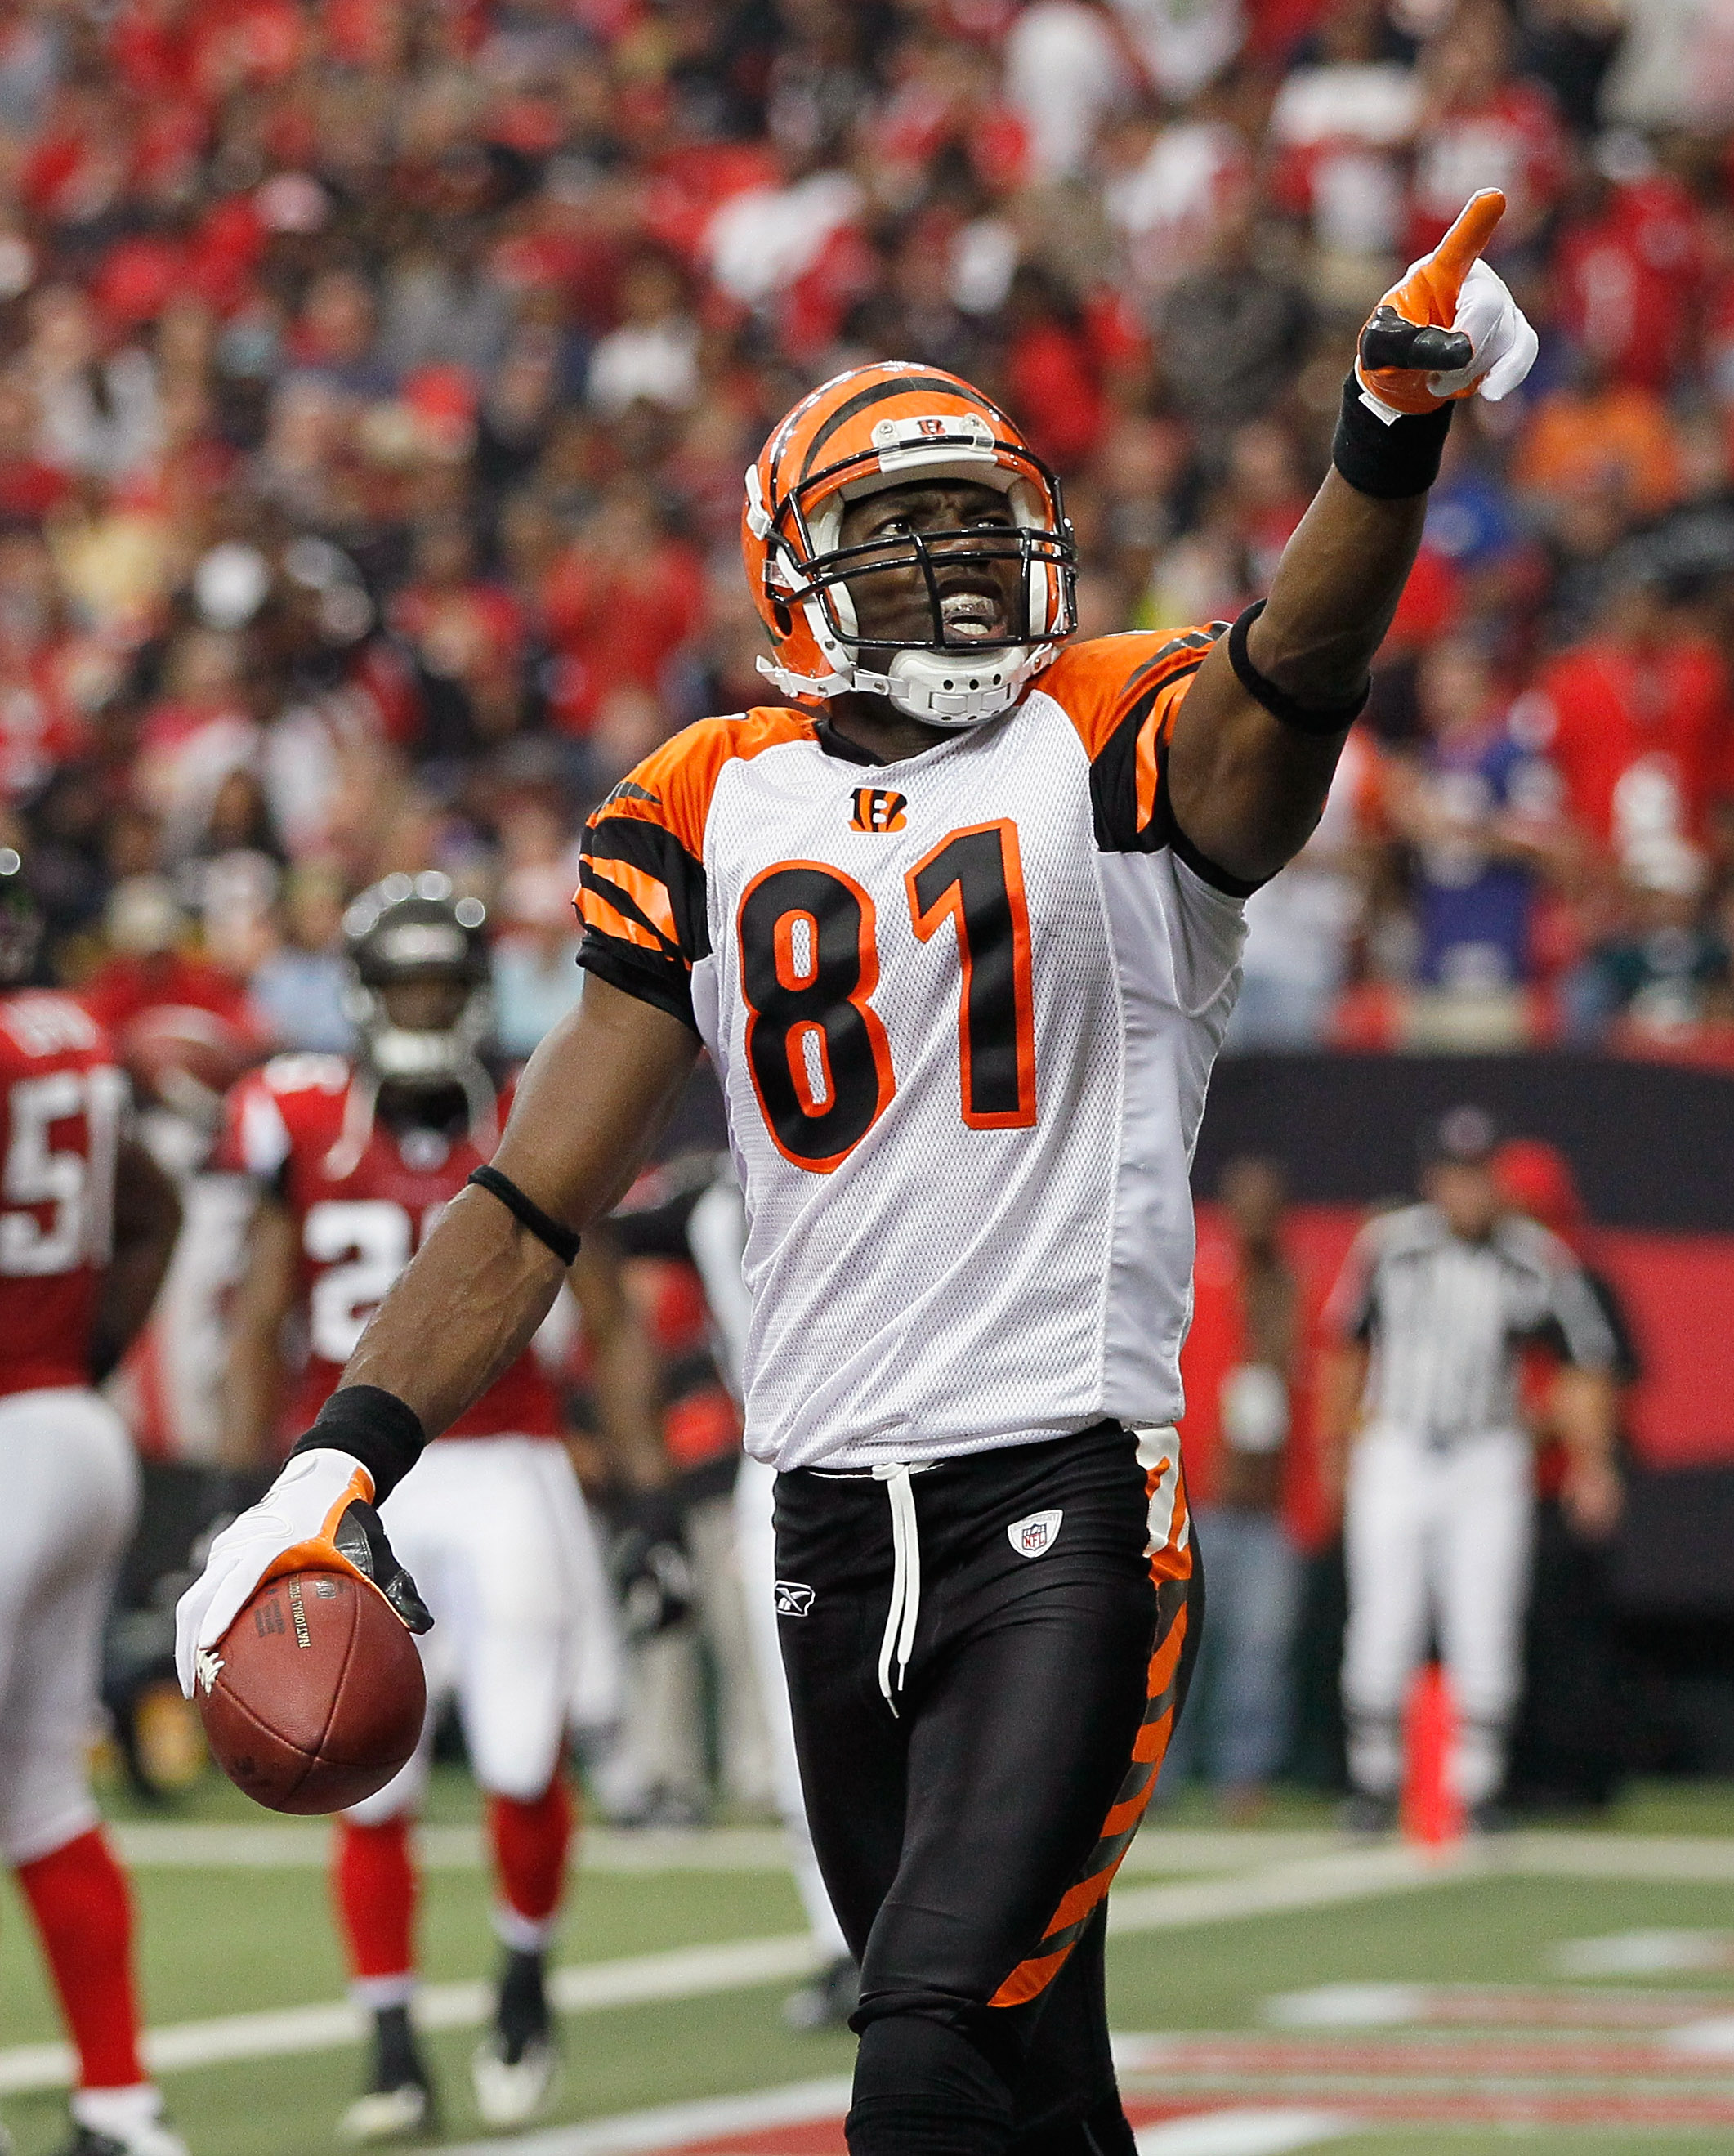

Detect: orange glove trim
[1356, 189, 1506, 417]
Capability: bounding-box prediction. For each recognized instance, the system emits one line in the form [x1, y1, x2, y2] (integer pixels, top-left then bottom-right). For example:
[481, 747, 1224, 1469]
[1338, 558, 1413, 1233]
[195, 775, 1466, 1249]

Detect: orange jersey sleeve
[577, 707, 814, 1027]
[1035, 626, 1254, 892]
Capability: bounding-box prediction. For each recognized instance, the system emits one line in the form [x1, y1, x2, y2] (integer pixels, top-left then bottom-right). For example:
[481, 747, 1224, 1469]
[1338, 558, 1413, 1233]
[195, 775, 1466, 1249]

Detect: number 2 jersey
[221, 1056, 559, 1445]
[0, 991, 127, 1398]
[576, 628, 1248, 1473]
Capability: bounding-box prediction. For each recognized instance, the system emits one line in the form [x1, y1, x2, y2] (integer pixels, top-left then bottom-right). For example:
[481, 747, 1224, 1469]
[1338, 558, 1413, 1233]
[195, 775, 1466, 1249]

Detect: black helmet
[0, 845, 42, 987]
[341, 871, 491, 1089]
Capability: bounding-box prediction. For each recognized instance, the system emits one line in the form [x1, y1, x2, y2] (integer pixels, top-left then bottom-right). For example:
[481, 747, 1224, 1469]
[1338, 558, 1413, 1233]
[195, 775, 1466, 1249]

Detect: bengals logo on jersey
[851, 788, 908, 834]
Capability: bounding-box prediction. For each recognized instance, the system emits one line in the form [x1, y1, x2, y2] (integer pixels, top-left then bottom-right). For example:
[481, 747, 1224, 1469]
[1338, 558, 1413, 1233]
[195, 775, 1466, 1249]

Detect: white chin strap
[756, 639, 1054, 728]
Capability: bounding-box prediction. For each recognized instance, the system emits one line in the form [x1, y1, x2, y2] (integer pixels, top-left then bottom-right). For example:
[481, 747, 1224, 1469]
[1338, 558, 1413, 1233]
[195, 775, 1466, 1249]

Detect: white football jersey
[578, 627, 1247, 1471]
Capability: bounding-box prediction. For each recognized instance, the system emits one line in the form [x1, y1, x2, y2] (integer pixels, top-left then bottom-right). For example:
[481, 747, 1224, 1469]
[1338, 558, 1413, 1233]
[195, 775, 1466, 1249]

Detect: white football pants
[1341, 1423, 1533, 1809]
[0, 1388, 140, 1864]
[734, 1452, 849, 1962]
[346, 1438, 620, 1822]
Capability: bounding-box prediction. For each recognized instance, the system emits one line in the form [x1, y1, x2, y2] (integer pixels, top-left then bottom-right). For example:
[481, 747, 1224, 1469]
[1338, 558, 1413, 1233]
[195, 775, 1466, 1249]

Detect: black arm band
[1228, 602, 1369, 737]
[465, 1164, 582, 1267]
[1331, 373, 1453, 499]
[289, 1385, 426, 1504]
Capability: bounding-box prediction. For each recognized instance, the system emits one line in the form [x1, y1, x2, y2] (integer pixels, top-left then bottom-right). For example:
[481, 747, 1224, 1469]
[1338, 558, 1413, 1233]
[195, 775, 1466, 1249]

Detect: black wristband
[466, 1165, 581, 1267]
[289, 1385, 426, 1504]
[1228, 603, 1369, 737]
[1331, 374, 1453, 499]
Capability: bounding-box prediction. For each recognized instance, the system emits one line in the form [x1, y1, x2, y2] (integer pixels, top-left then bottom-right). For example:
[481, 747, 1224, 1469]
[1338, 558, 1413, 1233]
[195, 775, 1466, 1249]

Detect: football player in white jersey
[178, 192, 1538, 2155]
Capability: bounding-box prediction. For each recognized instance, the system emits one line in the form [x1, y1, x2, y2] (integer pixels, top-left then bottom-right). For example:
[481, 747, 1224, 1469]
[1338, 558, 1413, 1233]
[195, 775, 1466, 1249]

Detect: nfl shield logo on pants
[1008, 1510, 1061, 1559]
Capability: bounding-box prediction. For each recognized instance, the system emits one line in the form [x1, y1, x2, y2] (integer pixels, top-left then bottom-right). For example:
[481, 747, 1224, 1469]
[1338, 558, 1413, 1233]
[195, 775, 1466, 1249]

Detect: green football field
[7, 1774, 1734, 2156]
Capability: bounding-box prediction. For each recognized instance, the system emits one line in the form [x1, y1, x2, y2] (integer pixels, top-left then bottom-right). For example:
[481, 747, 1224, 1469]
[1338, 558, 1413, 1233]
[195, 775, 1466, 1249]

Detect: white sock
[351, 1974, 417, 2012]
[492, 1900, 556, 1954]
[70, 2084, 163, 2136]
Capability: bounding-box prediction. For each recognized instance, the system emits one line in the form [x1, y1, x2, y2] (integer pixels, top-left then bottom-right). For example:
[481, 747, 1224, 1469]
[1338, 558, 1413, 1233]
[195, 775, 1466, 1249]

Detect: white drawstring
[874, 1462, 924, 1714]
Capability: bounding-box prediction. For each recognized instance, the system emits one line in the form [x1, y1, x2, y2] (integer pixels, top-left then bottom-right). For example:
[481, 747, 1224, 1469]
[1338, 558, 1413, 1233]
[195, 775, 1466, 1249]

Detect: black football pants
[774, 1423, 1200, 2156]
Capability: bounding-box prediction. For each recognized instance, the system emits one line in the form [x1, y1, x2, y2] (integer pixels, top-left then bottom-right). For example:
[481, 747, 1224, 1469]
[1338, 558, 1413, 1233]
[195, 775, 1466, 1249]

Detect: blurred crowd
[3, 0, 1734, 1067]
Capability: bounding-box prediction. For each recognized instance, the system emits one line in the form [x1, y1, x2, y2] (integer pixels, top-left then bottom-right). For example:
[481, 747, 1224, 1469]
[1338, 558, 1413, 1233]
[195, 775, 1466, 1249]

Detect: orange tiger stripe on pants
[990, 1436, 1193, 2009]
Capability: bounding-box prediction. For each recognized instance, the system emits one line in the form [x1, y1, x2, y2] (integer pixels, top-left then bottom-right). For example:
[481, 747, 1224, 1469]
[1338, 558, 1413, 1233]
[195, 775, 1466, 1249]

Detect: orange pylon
[1401, 1661, 1464, 1849]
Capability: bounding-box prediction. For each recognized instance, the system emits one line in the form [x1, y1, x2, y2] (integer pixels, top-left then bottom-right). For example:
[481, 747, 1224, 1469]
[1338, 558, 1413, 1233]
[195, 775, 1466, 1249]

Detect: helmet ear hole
[772, 600, 792, 635]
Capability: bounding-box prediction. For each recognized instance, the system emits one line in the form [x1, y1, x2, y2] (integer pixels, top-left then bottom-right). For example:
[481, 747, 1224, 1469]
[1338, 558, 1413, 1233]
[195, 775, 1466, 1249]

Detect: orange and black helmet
[742, 361, 1076, 727]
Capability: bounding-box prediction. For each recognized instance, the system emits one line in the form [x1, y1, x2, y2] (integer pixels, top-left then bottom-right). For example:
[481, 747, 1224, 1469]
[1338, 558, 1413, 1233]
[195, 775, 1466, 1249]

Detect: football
[194, 1570, 426, 1815]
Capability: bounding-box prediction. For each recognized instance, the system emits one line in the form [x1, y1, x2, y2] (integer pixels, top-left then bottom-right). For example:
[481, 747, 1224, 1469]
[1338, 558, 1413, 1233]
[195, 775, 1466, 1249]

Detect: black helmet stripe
[798, 373, 1008, 482]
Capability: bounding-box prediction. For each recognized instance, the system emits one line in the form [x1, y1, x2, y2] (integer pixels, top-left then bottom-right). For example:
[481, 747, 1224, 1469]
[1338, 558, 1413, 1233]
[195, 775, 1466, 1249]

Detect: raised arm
[1168, 190, 1536, 886]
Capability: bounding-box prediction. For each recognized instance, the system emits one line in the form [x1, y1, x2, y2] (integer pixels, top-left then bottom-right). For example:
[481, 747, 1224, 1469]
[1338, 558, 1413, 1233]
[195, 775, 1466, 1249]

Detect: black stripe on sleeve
[1086, 642, 1265, 897]
[578, 934, 700, 1032]
[583, 814, 711, 964]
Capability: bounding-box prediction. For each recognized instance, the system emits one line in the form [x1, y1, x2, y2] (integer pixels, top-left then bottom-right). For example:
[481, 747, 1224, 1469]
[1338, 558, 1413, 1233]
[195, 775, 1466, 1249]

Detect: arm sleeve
[575, 770, 712, 1033]
[215, 1071, 293, 1198]
[1054, 625, 1265, 897]
[1540, 1257, 1618, 1371]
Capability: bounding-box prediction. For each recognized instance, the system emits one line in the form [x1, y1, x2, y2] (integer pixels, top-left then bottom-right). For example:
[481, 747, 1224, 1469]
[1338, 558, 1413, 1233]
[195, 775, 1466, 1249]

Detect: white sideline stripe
[432, 2076, 855, 2155]
[1136, 2114, 1356, 2156]
[0, 1936, 824, 2096]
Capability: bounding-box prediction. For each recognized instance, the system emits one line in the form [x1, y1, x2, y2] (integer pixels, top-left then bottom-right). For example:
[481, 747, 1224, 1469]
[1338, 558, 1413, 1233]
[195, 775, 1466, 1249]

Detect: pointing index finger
[1430, 188, 1506, 295]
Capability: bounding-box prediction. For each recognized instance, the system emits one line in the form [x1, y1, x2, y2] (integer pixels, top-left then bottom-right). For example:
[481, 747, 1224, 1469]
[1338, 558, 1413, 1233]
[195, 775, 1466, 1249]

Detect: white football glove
[174, 1447, 431, 1698]
[1356, 188, 1540, 421]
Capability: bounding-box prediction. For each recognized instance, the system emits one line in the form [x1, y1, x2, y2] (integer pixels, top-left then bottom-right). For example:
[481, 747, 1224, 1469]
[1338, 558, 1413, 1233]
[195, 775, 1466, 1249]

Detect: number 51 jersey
[578, 628, 1248, 1474]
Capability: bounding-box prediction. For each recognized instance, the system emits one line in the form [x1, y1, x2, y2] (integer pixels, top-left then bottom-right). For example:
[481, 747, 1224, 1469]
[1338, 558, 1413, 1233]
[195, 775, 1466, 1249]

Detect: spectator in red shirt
[539, 478, 704, 737]
[1409, 0, 1567, 260]
[1528, 575, 1734, 874]
[81, 873, 255, 1037]
[1553, 147, 1705, 396]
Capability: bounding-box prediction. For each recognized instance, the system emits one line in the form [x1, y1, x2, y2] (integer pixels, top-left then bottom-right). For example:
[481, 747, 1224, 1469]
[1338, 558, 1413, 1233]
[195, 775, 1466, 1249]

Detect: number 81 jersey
[578, 628, 1249, 1474]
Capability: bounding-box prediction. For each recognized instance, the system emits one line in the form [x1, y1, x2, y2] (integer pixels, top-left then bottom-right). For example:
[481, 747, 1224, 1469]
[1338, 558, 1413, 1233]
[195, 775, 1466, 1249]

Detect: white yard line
[0, 1937, 824, 2096]
[1135, 2115, 1356, 2156]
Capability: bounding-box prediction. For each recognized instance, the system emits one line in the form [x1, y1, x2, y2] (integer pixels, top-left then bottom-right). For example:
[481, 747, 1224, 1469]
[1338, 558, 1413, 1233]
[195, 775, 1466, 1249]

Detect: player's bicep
[1164, 627, 1359, 888]
[492, 976, 701, 1230]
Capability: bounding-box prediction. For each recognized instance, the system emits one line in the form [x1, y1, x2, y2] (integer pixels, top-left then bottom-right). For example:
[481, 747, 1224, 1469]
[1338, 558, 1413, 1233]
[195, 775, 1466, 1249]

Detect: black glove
[610, 1487, 695, 1642]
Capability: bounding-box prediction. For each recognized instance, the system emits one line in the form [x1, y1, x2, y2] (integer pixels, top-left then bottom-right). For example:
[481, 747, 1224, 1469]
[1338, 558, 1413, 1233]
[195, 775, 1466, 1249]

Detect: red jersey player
[0, 846, 185, 2156]
[218, 872, 668, 2143]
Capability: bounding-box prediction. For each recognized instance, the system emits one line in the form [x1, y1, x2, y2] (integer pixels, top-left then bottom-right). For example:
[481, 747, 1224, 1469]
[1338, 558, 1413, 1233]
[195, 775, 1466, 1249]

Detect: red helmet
[741, 361, 1076, 728]
[1493, 1138, 1588, 1249]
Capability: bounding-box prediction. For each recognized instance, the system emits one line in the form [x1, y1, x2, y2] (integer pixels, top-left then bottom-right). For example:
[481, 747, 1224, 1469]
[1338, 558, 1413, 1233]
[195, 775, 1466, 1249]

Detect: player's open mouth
[939, 590, 1007, 642]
